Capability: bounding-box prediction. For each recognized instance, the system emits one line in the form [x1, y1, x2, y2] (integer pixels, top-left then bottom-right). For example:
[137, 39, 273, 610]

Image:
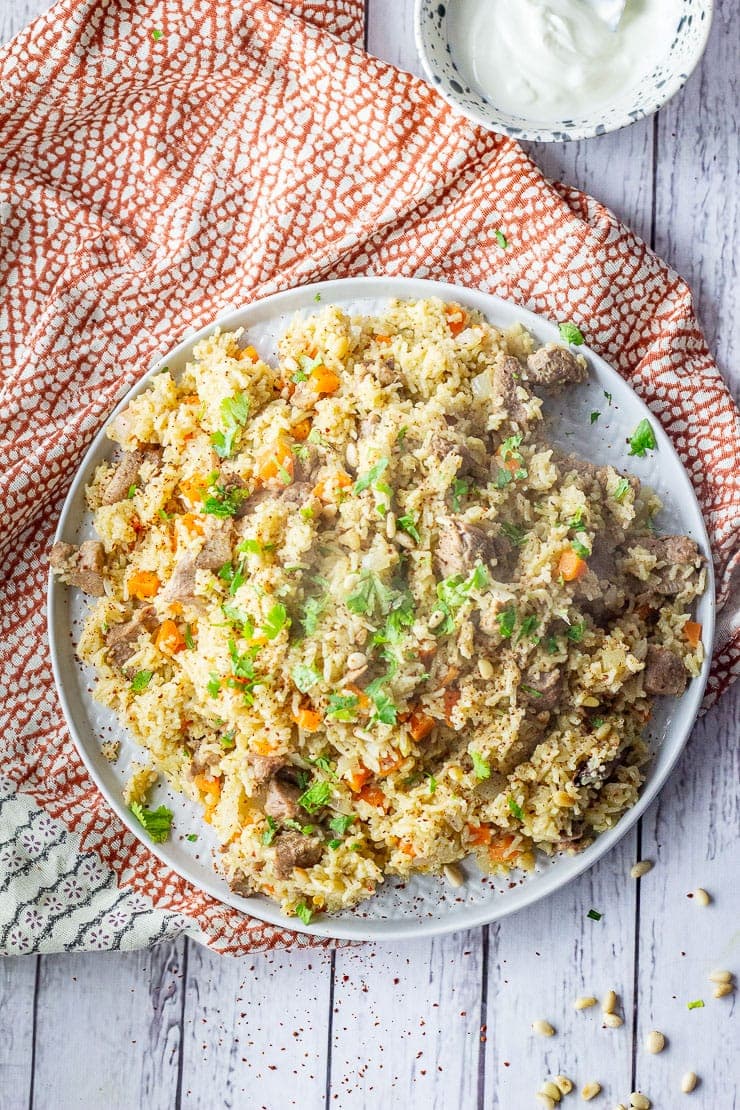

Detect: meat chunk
[643, 646, 688, 697]
[264, 779, 304, 822]
[521, 668, 562, 711]
[101, 449, 150, 505]
[50, 540, 107, 596]
[279, 481, 314, 506]
[104, 606, 158, 671]
[229, 869, 255, 898]
[493, 357, 530, 423]
[194, 519, 234, 571]
[525, 344, 588, 387]
[248, 754, 287, 787]
[358, 355, 397, 387]
[434, 518, 492, 579]
[574, 756, 620, 790]
[634, 535, 703, 597]
[574, 535, 626, 617]
[273, 830, 324, 878]
[429, 434, 488, 481]
[160, 556, 198, 604]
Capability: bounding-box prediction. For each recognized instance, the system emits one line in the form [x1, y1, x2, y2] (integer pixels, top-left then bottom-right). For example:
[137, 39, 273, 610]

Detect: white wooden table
[1, 2, 737, 1108]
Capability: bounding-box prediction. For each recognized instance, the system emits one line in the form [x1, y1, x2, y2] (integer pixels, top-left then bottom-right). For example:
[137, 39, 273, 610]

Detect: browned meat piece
[264, 779, 304, 822]
[101, 449, 149, 505]
[50, 540, 107, 596]
[358, 355, 397, 387]
[633, 535, 703, 597]
[104, 606, 158, 671]
[280, 481, 314, 506]
[521, 668, 562, 710]
[493, 357, 530, 423]
[221, 475, 252, 518]
[194, 519, 234, 571]
[574, 755, 620, 790]
[574, 536, 626, 616]
[643, 646, 688, 697]
[435, 517, 492, 578]
[160, 556, 198, 604]
[273, 830, 324, 878]
[429, 433, 488, 481]
[525, 344, 588, 387]
[229, 870, 255, 897]
[248, 754, 287, 786]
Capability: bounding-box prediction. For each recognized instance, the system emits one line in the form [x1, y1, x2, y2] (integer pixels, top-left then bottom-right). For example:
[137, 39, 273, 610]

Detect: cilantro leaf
[301, 593, 327, 636]
[211, 392, 250, 459]
[295, 902, 313, 925]
[292, 663, 321, 693]
[558, 322, 585, 346]
[566, 622, 585, 642]
[470, 751, 491, 780]
[262, 602, 289, 639]
[130, 802, 172, 843]
[571, 537, 591, 558]
[495, 229, 508, 249]
[590, 411, 601, 424]
[131, 670, 153, 694]
[207, 672, 221, 697]
[435, 564, 489, 634]
[184, 623, 194, 650]
[397, 514, 420, 543]
[298, 780, 332, 813]
[326, 693, 359, 722]
[613, 477, 631, 501]
[501, 521, 528, 547]
[262, 816, 277, 845]
[508, 797, 524, 820]
[202, 484, 247, 517]
[627, 418, 657, 458]
[516, 615, 539, 642]
[353, 457, 389, 494]
[329, 814, 355, 837]
[496, 606, 516, 639]
[451, 476, 471, 511]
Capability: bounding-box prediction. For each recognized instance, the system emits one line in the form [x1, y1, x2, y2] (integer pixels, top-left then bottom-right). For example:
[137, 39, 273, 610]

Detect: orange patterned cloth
[1, 0, 738, 955]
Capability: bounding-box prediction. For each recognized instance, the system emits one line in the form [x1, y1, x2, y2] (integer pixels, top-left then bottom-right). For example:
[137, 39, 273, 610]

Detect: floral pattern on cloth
[0, 0, 738, 955]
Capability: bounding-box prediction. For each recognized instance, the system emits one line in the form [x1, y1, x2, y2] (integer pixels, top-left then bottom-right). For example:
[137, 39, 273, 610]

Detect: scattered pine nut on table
[645, 1029, 666, 1053]
[575, 995, 598, 1009]
[581, 1081, 602, 1101]
[532, 1019, 556, 1037]
[630, 860, 653, 878]
[681, 1071, 698, 1093]
[691, 887, 711, 906]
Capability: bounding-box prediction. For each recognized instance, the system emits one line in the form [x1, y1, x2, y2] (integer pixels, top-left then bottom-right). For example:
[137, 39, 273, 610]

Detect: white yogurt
[452, 0, 675, 124]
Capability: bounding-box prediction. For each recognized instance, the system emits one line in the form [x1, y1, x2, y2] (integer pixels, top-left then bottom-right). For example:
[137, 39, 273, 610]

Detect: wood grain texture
[180, 941, 332, 1109]
[1, 2, 738, 1108]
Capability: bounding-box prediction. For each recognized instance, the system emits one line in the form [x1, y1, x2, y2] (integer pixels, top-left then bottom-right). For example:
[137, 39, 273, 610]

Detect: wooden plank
[329, 932, 484, 1108]
[179, 940, 332, 1109]
[482, 833, 639, 1107]
[0, 956, 37, 1110]
[31, 941, 184, 1110]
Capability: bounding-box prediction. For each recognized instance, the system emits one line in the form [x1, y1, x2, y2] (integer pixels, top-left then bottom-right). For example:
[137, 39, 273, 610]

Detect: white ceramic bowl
[414, 0, 713, 142]
[48, 277, 714, 941]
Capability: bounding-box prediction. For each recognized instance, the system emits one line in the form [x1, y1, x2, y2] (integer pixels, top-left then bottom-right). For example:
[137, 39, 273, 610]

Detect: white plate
[48, 277, 715, 941]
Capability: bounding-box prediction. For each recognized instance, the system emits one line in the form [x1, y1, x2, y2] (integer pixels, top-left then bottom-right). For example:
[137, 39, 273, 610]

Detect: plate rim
[47, 275, 716, 941]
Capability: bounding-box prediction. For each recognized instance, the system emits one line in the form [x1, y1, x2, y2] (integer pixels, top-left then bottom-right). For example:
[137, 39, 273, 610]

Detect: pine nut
[540, 1080, 562, 1102]
[346, 651, 367, 670]
[443, 863, 464, 888]
[604, 1012, 624, 1028]
[630, 860, 653, 879]
[681, 1071, 698, 1093]
[645, 1030, 665, 1054]
[478, 657, 494, 680]
[581, 1081, 601, 1101]
[575, 995, 598, 1010]
[554, 1076, 574, 1096]
[385, 511, 397, 539]
[692, 887, 711, 906]
[537, 1097, 556, 1110]
[708, 969, 733, 984]
[713, 982, 734, 998]
[428, 608, 446, 630]
[630, 1093, 651, 1109]
[532, 1019, 555, 1037]
[602, 989, 618, 1014]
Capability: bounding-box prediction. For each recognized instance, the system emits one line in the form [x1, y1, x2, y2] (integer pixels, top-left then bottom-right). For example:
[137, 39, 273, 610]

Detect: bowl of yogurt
[415, 0, 713, 142]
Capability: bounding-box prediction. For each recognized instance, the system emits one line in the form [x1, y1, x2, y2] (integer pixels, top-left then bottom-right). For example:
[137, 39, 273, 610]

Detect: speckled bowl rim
[48, 276, 715, 942]
[413, 0, 714, 142]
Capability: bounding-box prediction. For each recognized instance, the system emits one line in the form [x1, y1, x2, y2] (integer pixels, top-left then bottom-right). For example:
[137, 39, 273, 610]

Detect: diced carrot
[180, 393, 200, 404]
[194, 775, 221, 823]
[398, 839, 417, 857]
[309, 365, 341, 395]
[179, 474, 208, 503]
[181, 512, 205, 536]
[345, 683, 370, 711]
[292, 419, 311, 441]
[168, 601, 184, 616]
[378, 753, 403, 777]
[257, 438, 294, 483]
[128, 570, 160, 599]
[375, 334, 392, 345]
[292, 706, 322, 732]
[155, 619, 185, 655]
[684, 621, 702, 647]
[240, 344, 259, 362]
[409, 708, 436, 742]
[467, 823, 493, 846]
[558, 550, 588, 581]
[348, 766, 371, 793]
[443, 687, 461, 726]
[305, 344, 318, 359]
[252, 737, 279, 756]
[312, 471, 351, 502]
[358, 784, 386, 808]
[445, 305, 467, 337]
[488, 834, 519, 863]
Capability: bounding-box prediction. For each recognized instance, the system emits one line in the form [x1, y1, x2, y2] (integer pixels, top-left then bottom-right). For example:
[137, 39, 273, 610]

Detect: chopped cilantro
[186, 833, 198, 843]
[567, 622, 585, 642]
[184, 623, 194, 650]
[300, 506, 314, 521]
[592, 717, 605, 728]
[368, 686, 397, 727]
[310, 756, 337, 778]
[687, 999, 704, 1010]
[300, 593, 327, 636]
[314, 292, 321, 303]
[298, 780, 332, 813]
[545, 635, 560, 655]
[262, 816, 277, 846]
[435, 564, 489, 635]
[571, 537, 591, 558]
[501, 434, 523, 462]
[329, 814, 355, 837]
[222, 602, 254, 637]
[501, 521, 528, 547]
[291, 664, 320, 694]
[202, 484, 247, 517]
[451, 476, 472, 511]
[127, 484, 137, 499]
[295, 902, 313, 925]
[353, 457, 389, 494]
[151, 28, 164, 41]
[604, 390, 613, 405]
[613, 477, 631, 501]
[328, 838, 342, 849]
[206, 672, 221, 697]
[211, 392, 250, 459]
[494, 467, 514, 489]
[471, 751, 491, 780]
[627, 418, 657, 458]
[397, 426, 408, 443]
[397, 514, 420, 543]
[326, 693, 359, 722]
[495, 229, 508, 249]
[586, 908, 603, 921]
[130, 670, 153, 694]
[558, 322, 585, 346]
[157, 508, 171, 521]
[238, 539, 262, 555]
[521, 684, 542, 698]
[218, 555, 248, 596]
[508, 797, 524, 820]
[567, 507, 585, 529]
[262, 602, 289, 640]
[129, 802, 172, 843]
[517, 615, 539, 641]
[590, 411, 601, 424]
[427, 774, 437, 795]
[497, 606, 516, 639]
